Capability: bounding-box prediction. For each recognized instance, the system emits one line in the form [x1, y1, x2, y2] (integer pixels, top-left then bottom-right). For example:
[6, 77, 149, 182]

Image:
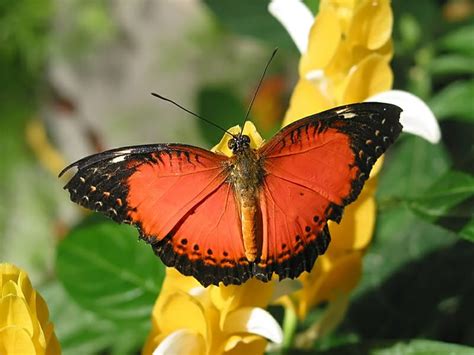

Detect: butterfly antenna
[151, 93, 235, 138]
[240, 47, 279, 133]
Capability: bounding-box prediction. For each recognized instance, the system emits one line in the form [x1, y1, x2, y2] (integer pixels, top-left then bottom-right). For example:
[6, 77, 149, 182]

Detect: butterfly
[60, 102, 402, 287]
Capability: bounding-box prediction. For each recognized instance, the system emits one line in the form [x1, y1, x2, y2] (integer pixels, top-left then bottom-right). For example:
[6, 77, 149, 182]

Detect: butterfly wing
[61, 144, 249, 286]
[256, 102, 402, 280]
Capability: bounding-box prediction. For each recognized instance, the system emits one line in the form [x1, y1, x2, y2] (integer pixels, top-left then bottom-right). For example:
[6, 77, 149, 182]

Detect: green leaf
[354, 206, 457, 300]
[0, 0, 52, 75]
[429, 54, 474, 76]
[56, 218, 164, 325]
[372, 339, 474, 355]
[399, 14, 422, 50]
[203, 0, 297, 50]
[460, 219, 474, 242]
[197, 86, 246, 145]
[429, 80, 474, 122]
[346, 207, 466, 342]
[437, 25, 474, 57]
[307, 339, 474, 355]
[408, 170, 474, 235]
[303, 0, 319, 14]
[40, 281, 125, 355]
[377, 136, 451, 201]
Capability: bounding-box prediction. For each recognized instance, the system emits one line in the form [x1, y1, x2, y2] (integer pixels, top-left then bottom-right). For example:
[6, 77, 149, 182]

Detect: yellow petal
[212, 121, 265, 157]
[0, 264, 20, 289]
[341, 54, 393, 103]
[328, 193, 376, 251]
[313, 252, 362, 301]
[212, 278, 274, 329]
[300, 6, 342, 75]
[328, 158, 381, 252]
[370, 155, 384, 178]
[17, 272, 35, 309]
[159, 292, 208, 339]
[319, 0, 358, 33]
[223, 334, 267, 355]
[0, 296, 34, 336]
[0, 264, 60, 354]
[0, 326, 36, 354]
[161, 268, 204, 296]
[282, 78, 333, 127]
[153, 329, 206, 355]
[34, 293, 50, 330]
[297, 252, 362, 317]
[43, 322, 61, 355]
[315, 293, 350, 339]
[211, 278, 274, 313]
[1, 280, 21, 298]
[349, 0, 392, 50]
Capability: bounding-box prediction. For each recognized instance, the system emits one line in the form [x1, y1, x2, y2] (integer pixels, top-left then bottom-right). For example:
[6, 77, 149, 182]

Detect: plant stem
[282, 303, 298, 352]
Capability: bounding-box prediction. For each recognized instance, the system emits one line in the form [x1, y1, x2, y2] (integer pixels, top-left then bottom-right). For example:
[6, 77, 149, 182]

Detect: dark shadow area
[341, 240, 474, 346]
[440, 120, 474, 175]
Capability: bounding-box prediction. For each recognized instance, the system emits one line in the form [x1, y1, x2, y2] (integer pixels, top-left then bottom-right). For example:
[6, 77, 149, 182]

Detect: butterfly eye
[228, 139, 235, 150]
[242, 135, 250, 144]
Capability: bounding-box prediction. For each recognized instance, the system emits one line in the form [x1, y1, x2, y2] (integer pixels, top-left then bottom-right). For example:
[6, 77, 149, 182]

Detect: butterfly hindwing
[256, 102, 402, 276]
[255, 173, 331, 281]
[151, 182, 251, 287]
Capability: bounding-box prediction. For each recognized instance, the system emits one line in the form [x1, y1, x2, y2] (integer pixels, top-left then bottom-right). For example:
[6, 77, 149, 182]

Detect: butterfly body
[226, 134, 265, 261]
[60, 102, 403, 287]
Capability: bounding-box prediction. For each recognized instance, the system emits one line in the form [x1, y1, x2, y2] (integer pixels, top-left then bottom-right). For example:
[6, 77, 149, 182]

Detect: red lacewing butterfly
[60, 101, 402, 287]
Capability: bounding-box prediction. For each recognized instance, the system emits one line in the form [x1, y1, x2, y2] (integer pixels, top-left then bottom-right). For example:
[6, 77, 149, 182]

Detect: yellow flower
[283, 0, 393, 126]
[0, 263, 60, 354]
[143, 124, 282, 355]
[142, 269, 281, 355]
[270, 0, 394, 323]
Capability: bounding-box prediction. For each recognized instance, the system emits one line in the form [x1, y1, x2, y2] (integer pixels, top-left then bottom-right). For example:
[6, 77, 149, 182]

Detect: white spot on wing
[342, 112, 356, 119]
[111, 155, 128, 163]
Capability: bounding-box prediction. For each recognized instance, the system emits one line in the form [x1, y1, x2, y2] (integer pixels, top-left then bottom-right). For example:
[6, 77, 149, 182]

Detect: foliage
[1, 0, 473, 354]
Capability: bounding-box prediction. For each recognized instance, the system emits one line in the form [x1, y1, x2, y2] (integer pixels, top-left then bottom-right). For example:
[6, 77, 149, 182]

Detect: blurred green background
[1, 0, 473, 354]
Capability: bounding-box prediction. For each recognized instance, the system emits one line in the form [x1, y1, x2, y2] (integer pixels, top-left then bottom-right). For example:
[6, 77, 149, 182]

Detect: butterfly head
[228, 134, 251, 154]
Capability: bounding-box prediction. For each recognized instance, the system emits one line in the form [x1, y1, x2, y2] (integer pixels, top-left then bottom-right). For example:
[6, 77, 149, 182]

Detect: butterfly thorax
[226, 134, 265, 262]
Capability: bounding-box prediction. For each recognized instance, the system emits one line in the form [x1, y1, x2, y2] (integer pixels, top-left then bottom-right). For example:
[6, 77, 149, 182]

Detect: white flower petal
[367, 90, 441, 144]
[153, 329, 205, 355]
[188, 286, 207, 298]
[223, 307, 283, 344]
[268, 0, 314, 53]
[306, 69, 329, 95]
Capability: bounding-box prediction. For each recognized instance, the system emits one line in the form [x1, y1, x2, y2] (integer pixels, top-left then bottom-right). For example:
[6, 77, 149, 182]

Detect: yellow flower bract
[143, 269, 275, 355]
[211, 121, 265, 157]
[0, 263, 60, 355]
[283, 0, 394, 320]
[285, 0, 393, 126]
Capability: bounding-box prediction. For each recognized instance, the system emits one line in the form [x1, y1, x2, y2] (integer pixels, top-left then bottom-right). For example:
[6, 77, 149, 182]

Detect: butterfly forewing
[256, 102, 402, 276]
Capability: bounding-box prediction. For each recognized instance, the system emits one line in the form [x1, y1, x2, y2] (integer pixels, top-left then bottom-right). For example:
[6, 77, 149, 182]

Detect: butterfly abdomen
[227, 148, 265, 262]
